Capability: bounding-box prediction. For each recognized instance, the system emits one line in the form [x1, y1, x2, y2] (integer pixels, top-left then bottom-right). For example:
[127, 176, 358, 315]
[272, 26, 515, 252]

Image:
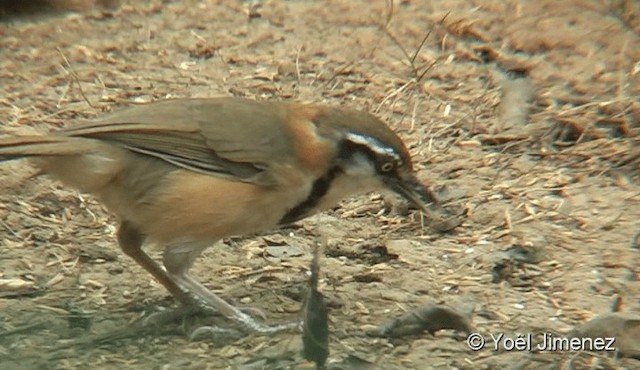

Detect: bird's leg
[163, 241, 298, 335]
[117, 221, 194, 305]
[117, 221, 296, 335]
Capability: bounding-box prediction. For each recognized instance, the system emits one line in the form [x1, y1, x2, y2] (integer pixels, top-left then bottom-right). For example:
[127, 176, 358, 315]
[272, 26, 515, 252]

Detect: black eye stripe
[344, 133, 402, 162]
[338, 137, 401, 174]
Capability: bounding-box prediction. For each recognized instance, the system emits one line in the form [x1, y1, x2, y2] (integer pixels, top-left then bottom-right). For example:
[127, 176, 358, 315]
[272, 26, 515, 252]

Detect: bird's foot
[185, 304, 301, 341]
[143, 299, 299, 341]
[188, 320, 300, 341]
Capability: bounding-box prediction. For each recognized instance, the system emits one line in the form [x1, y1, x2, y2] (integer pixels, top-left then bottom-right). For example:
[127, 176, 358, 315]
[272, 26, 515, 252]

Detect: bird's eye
[380, 162, 395, 172]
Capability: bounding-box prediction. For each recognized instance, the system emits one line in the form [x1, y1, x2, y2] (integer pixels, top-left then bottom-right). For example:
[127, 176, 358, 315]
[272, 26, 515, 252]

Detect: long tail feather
[0, 136, 96, 160]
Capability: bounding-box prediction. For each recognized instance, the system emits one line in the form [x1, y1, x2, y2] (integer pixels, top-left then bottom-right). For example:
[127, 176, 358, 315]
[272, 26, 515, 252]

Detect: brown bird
[0, 97, 437, 333]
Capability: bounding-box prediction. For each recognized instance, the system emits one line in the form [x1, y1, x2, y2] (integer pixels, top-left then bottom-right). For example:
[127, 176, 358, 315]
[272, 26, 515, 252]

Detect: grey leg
[163, 241, 298, 334]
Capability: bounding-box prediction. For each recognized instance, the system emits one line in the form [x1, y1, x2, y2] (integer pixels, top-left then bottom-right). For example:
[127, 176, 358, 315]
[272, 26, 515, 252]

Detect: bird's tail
[0, 135, 97, 161]
[0, 134, 125, 193]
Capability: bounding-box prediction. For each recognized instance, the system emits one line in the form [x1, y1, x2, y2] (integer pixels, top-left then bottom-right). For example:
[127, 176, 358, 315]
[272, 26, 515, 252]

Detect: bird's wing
[58, 98, 297, 184]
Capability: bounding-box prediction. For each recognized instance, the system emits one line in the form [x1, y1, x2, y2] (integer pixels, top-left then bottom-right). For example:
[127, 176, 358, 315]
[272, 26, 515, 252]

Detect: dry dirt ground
[1, 0, 640, 369]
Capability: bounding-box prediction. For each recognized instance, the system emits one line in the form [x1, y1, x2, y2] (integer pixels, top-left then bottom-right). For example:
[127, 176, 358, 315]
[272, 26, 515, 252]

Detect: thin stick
[56, 47, 95, 108]
[295, 45, 303, 82]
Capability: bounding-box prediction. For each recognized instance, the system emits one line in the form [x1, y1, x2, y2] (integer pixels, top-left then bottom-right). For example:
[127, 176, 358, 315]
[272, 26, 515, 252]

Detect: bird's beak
[386, 174, 439, 214]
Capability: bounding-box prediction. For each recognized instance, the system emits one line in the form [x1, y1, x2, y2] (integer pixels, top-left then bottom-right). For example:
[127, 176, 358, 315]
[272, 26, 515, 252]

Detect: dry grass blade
[0, 320, 49, 339]
[56, 48, 95, 109]
[50, 306, 204, 351]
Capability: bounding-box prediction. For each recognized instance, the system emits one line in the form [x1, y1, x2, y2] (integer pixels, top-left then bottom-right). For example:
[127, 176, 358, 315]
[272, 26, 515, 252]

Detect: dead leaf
[368, 304, 474, 338]
[568, 312, 640, 359]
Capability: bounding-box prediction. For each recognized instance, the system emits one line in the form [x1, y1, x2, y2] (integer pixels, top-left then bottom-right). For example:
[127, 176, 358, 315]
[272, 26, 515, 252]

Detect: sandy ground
[1, 0, 639, 369]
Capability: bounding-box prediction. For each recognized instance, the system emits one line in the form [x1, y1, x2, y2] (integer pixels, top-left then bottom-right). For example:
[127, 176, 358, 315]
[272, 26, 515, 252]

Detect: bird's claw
[188, 320, 301, 341]
[142, 301, 300, 342]
[229, 309, 301, 335]
[188, 325, 244, 342]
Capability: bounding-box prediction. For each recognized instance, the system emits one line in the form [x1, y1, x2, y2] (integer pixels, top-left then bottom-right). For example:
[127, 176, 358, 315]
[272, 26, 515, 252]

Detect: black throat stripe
[279, 166, 343, 225]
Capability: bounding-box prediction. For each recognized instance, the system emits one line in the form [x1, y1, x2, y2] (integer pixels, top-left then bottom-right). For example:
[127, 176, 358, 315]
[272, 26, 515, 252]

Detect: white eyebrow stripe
[345, 132, 401, 160]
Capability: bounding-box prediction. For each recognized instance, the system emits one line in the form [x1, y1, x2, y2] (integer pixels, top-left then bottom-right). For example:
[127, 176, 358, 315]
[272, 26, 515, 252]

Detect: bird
[0, 97, 439, 334]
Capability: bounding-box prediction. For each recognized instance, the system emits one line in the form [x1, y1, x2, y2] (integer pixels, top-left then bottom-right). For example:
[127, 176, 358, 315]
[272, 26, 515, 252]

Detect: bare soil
[1, 1, 639, 369]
